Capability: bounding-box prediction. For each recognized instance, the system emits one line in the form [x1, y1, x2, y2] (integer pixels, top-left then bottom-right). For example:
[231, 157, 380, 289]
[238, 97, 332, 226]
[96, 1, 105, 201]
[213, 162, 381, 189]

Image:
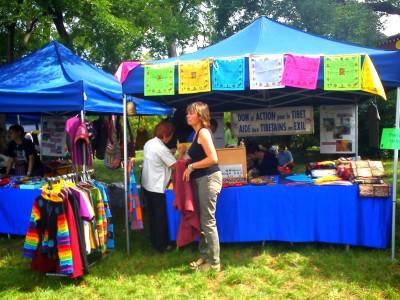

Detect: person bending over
[246, 142, 279, 176]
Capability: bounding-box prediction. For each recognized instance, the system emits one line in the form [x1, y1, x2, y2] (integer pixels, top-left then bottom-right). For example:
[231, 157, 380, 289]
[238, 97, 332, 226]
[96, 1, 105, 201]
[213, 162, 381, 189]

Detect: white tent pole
[80, 110, 87, 179]
[391, 87, 399, 261]
[355, 103, 358, 157]
[123, 94, 130, 255]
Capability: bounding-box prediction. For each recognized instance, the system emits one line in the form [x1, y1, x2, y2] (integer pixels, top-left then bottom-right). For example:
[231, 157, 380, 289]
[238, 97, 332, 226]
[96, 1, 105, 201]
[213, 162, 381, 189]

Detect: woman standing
[182, 102, 222, 271]
[141, 120, 181, 252]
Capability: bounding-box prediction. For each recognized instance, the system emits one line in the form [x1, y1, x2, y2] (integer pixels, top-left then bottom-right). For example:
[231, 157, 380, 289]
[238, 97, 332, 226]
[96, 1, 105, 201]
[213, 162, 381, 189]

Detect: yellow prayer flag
[361, 54, 387, 100]
[324, 54, 361, 90]
[178, 59, 211, 94]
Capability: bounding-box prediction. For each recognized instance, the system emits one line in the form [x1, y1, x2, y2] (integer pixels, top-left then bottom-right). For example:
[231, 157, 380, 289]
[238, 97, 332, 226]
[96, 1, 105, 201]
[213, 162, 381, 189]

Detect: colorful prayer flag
[361, 54, 387, 100]
[281, 54, 320, 90]
[324, 54, 361, 90]
[249, 55, 285, 90]
[144, 64, 175, 96]
[212, 57, 245, 91]
[114, 61, 140, 83]
[178, 59, 211, 94]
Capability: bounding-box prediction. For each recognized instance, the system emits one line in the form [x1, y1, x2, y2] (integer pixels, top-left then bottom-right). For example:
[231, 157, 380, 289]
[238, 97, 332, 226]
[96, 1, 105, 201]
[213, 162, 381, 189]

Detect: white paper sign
[219, 164, 244, 178]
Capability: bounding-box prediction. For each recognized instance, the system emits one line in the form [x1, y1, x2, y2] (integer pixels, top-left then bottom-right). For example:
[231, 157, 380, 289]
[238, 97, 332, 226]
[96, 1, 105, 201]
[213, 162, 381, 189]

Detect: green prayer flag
[144, 64, 175, 96]
[324, 55, 361, 91]
[380, 128, 400, 149]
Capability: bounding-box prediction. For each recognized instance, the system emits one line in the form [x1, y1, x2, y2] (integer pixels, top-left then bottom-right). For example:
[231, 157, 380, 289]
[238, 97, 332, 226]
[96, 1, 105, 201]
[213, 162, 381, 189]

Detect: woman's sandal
[189, 258, 205, 270]
[196, 262, 221, 272]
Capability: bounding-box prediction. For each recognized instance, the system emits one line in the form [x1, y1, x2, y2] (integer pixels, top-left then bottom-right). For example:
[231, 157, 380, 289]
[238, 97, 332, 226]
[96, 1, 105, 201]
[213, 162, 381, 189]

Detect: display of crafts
[250, 176, 278, 186]
[222, 177, 248, 188]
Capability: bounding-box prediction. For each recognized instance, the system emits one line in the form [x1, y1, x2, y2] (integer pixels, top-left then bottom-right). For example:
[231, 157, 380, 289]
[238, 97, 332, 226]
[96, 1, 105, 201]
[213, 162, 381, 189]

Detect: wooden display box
[217, 147, 247, 181]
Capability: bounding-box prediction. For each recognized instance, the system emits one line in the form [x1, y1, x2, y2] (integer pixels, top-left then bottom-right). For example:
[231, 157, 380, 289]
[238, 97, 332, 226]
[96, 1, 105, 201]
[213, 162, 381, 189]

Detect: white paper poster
[320, 105, 356, 154]
[230, 106, 314, 137]
[41, 116, 67, 157]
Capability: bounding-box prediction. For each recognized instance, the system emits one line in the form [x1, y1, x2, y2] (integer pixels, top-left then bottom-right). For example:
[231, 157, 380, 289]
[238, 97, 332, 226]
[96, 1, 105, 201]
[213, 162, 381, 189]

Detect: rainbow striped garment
[23, 193, 73, 275]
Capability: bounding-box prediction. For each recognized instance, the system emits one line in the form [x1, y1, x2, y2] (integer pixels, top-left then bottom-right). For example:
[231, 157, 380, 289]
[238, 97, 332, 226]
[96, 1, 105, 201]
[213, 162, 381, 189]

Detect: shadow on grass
[1, 206, 400, 295]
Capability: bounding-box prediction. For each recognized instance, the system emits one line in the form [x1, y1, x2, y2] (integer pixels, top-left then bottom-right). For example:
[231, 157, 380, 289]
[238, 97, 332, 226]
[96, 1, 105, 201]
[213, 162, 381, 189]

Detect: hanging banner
[41, 116, 68, 157]
[320, 105, 356, 154]
[231, 106, 314, 137]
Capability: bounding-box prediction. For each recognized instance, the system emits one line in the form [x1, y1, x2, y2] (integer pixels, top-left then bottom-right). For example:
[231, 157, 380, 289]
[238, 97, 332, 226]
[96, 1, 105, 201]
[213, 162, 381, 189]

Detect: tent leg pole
[80, 111, 87, 176]
[123, 94, 130, 255]
[391, 88, 399, 262]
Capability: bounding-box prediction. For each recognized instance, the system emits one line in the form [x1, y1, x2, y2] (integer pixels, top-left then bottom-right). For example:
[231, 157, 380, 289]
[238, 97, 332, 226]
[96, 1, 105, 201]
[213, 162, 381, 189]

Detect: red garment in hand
[173, 159, 201, 247]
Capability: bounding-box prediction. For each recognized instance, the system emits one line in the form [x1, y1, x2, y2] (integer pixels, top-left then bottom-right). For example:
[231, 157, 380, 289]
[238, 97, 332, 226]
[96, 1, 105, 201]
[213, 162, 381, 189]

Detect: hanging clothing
[367, 104, 380, 148]
[23, 177, 113, 277]
[23, 192, 74, 276]
[127, 159, 143, 230]
[66, 116, 92, 167]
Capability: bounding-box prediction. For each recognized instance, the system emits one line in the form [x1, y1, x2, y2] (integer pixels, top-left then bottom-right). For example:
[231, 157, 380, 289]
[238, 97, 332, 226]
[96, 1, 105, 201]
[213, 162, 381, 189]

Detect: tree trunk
[48, 6, 73, 49]
[168, 40, 177, 57]
[6, 24, 16, 63]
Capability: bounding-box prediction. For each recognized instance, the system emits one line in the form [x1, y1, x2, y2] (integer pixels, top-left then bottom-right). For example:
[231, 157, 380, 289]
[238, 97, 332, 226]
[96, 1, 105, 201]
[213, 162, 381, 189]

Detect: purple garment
[66, 116, 92, 166]
[70, 187, 95, 221]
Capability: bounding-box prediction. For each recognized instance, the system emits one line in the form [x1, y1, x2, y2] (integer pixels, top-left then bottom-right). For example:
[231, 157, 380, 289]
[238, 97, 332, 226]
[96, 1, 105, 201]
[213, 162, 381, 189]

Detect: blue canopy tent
[0, 41, 123, 113]
[122, 16, 400, 259]
[123, 16, 400, 112]
[0, 41, 172, 253]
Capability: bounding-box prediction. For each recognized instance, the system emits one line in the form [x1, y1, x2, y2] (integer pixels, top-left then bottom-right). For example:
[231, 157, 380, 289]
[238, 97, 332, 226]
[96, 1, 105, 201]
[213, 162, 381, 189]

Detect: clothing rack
[44, 169, 95, 188]
[31, 168, 113, 277]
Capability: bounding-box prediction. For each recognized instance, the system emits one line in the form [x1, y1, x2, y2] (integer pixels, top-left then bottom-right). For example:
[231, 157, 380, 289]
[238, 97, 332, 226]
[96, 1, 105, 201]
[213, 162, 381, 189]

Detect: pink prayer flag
[281, 54, 320, 90]
[114, 62, 141, 83]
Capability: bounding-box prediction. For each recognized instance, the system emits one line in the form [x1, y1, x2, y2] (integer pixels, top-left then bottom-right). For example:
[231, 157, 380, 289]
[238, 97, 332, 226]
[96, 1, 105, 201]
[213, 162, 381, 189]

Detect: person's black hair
[246, 141, 261, 155]
[8, 124, 25, 136]
[210, 118, 218, 128]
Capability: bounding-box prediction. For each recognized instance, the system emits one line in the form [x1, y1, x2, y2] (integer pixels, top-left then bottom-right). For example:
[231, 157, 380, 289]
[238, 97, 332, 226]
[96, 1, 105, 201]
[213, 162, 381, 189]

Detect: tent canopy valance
[122, 16, 400, 112]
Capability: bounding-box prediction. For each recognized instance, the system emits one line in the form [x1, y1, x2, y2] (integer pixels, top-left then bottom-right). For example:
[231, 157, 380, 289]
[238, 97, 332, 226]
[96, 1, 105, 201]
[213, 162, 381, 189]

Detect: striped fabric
[22, 194, 74, 275]
[128, 158, 143, 230]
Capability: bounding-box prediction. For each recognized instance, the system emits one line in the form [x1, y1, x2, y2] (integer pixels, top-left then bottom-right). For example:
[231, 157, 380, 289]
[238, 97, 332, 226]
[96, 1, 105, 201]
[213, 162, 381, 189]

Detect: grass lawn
[1, 151, 400, 299]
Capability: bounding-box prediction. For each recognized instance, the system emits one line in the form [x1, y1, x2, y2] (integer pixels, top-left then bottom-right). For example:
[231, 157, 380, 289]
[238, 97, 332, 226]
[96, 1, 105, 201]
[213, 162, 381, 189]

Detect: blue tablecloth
[0, 188, 41, 235]
[166, 184, 392, 248]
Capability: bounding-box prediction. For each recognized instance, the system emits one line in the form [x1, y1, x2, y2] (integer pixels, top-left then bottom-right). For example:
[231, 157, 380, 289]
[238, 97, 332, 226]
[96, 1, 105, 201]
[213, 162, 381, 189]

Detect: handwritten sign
[381, 128, 400, 149]
[219, 164, 244, 178]
[231, 106, 314, 137]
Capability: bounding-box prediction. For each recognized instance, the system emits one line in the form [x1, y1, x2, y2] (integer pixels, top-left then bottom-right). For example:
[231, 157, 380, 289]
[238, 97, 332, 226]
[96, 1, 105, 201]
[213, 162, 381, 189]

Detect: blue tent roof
[123, 16, 400, 112]
[0, 41, 124, 113]
[0, 41, 172, 115]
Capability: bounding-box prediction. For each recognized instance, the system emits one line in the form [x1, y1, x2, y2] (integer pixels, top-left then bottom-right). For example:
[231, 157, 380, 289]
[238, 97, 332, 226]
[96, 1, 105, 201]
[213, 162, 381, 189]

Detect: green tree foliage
[208, 0, 385, 47]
